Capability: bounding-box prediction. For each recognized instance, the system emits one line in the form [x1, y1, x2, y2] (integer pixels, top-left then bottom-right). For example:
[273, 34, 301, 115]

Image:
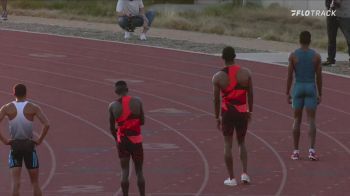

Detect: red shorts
[117, 136, 143, 162]
[221, 105, 248, 143]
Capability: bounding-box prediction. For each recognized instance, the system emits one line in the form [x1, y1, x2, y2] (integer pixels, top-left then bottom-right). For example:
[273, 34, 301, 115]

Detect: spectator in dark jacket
[323, 0, 350, 67]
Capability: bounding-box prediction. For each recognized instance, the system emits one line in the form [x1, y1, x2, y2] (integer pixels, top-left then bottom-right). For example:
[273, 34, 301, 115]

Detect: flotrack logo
[291, 10, 337, 17]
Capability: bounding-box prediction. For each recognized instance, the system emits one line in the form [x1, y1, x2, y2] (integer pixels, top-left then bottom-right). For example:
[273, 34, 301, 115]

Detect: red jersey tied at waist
[115, 95, 143, 144]
[221, 65, 248, 113]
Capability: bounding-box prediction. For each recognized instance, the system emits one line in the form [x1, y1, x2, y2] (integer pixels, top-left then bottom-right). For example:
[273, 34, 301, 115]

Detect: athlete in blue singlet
[286, 31, 323, 161]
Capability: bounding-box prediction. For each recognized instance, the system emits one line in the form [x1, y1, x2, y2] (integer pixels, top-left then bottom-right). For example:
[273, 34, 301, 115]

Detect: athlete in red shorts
[109, 81, 145, 196]
[212, 47, 254, 186]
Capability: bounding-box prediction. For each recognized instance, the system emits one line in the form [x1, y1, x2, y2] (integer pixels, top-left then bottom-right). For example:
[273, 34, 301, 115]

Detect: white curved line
[0, 78, 209, 196]
[0, 62, 286, 195]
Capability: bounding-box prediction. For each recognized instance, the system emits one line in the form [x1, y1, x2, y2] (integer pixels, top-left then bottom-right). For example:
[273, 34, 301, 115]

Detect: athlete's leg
[238, 140, 247, 173]
[306, 108, 317, 149]
[134, 159, 145, 196]
[132, 143, 145, 196]
[236, 113, 248, 174]
[10, 167, 21, 196]
[293, 109, 303, 150]
[28, 169, 42, 196]
[120, 157, 130, 196]
[224, 135, 234, 179]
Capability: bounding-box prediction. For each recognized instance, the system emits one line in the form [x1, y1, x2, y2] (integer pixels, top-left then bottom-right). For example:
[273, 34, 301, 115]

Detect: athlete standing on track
[287, 31, 323, 161]
[212, 46, 253, 186]
[109, 81, 145, 196]
[0, 84, 50, 196]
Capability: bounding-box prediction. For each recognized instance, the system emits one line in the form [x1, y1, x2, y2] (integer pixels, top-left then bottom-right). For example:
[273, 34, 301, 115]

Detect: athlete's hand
[33, 139, 42, 146]
[216, 118, 222, 131]
[5, 139, 13, 145]
[287, 94, 292, 104]
[247, 112, 252, 123]
[317, 96, 322, 104]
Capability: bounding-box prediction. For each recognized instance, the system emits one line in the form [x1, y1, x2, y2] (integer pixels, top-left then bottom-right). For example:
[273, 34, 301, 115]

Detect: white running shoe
[124, 31, 131, 40]
[241, 173, 251, 184]
[224, 178, 237, 186]
[140, 33, 147, 41]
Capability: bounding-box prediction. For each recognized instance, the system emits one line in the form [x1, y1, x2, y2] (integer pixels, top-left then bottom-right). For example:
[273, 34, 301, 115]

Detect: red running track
[0, 29, 350, 196]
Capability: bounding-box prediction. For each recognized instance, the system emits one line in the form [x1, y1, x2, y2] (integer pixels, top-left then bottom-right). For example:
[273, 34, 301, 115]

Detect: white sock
[293, 149, 299, 154]
[309, 148, 315, 153]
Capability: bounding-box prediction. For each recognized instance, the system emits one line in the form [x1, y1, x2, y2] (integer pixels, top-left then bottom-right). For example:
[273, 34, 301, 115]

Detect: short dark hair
[13, 84, 27, 98]
[115, 80, 128, 95]
[300, 31, 311, 45]
[222, 46, 236, 62]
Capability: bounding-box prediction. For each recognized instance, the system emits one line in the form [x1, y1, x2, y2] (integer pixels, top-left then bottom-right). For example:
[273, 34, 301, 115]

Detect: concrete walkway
[5, 15, 349, 64]
[237, 52, 349, 65]
[7, 15, 299, 52]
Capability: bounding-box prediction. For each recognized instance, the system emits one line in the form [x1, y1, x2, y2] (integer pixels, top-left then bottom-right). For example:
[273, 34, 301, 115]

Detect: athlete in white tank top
[0, 84, 50, 196]
[9, 101, 33, 140]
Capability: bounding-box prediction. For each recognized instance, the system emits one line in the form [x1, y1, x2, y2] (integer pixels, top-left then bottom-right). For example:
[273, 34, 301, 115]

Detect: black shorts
[221, 105, 249, 143]
[117, 137, 143, 162]
[9, 140, 39, 169]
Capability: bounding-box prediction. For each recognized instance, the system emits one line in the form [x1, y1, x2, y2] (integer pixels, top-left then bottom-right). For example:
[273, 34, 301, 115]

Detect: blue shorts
[292, 82, 318, 110]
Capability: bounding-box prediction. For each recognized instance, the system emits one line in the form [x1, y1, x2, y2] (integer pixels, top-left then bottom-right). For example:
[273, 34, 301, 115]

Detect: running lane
[0, 29, 350, 196]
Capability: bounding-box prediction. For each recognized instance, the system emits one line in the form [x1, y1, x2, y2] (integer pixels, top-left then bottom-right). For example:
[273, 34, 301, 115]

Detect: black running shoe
[322, 60, 336, 67]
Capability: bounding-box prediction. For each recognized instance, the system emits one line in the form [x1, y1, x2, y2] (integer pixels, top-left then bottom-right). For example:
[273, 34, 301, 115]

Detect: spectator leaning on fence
[323, 0, 350, 67]
[116, 0, 156, 41]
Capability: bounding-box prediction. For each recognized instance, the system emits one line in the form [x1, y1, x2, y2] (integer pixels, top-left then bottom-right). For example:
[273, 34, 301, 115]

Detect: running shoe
[224, 178, 237, 186]
[124, 31, 131, 40]
[290, 151, 300, 160]
[241, 173, 251, 184]
[322, 60, 336, 67]
[140, 33, 147, 41]
[308, 151, 319, 161]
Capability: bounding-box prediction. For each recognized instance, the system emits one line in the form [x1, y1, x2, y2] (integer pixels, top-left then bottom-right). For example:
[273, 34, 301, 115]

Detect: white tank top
[9, 101, 33, 140]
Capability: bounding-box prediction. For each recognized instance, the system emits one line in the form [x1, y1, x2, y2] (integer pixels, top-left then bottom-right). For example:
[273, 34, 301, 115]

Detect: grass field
[7, 0, 347, 52]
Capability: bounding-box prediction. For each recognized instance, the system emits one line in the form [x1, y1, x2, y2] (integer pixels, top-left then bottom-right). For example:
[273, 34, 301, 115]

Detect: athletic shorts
[8, 140, 39, 169]
[221, 105, 249, 143]
[117, 137, 143, 162]
[292, 82, 317, 110]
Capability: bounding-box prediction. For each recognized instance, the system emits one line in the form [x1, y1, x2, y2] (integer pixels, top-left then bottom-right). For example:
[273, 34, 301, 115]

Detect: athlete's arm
[139, 101, 145, 126]
[108, 103, 117, 140]
[315, 53, 323, 103]
[212, 73, 221, 119]
[0, 105, 11, 145]
[247, 72, 254, 113]
[33, 105, 50, 145]
[212, 72, 222, 130]
[286, 53, 295, 104]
